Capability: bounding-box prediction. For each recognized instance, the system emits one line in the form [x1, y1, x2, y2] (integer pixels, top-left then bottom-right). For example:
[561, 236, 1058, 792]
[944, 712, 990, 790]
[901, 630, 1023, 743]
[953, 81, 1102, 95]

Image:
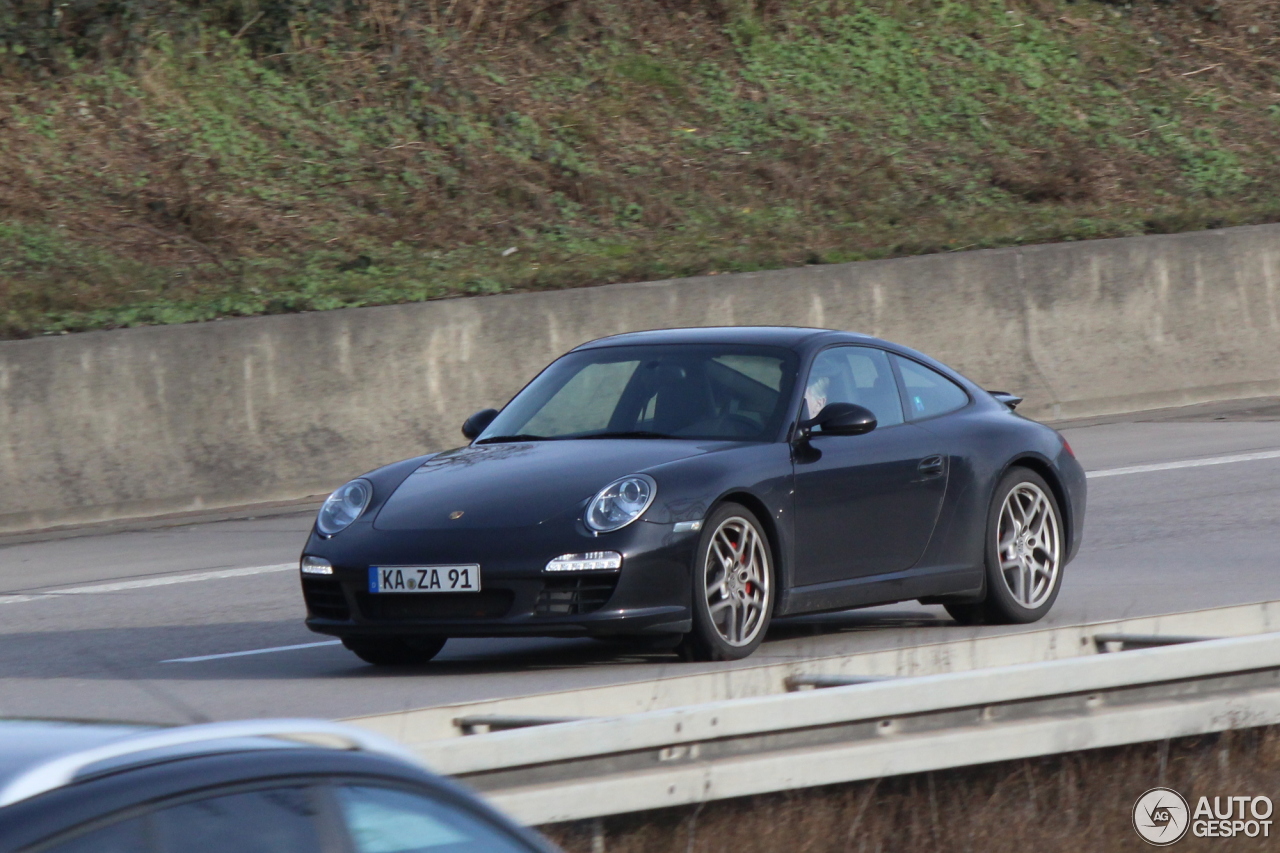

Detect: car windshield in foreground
[476, 344, 800, 443]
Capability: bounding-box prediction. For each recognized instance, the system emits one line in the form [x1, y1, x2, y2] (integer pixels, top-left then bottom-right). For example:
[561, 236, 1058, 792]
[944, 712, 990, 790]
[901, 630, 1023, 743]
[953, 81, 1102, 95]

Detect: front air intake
[302, 578, 350, 621]
[535, 576, 618, 615]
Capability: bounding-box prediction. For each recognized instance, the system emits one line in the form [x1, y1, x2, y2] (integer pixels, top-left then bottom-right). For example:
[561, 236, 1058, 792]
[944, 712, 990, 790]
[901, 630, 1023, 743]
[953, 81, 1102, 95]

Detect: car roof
[0, 718, 420, 808]
[0, 720, 152, 795]
[572, 326, 878, 351]
[0, 721, 562, 853]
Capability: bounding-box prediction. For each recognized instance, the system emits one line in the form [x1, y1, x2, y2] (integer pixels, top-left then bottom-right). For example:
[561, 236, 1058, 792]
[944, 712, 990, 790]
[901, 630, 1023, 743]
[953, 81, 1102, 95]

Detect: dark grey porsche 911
[299, 326, 1086, 664]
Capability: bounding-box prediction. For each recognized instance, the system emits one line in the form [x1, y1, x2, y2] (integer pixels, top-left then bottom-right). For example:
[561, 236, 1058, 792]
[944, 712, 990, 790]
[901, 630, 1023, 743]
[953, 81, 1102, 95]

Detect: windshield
[477, 344, 799, 443]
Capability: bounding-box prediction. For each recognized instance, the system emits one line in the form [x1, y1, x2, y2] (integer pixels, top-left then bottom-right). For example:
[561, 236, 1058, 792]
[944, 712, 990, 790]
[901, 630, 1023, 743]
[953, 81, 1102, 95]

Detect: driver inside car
[803, 373, 830, 420]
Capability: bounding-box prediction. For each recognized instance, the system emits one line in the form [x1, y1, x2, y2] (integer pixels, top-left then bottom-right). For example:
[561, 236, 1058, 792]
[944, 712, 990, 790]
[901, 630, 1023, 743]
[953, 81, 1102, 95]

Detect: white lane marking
[1087, 448, 1280, 479]
[162, 639, 342, 663]
[0, 563, 296, 605]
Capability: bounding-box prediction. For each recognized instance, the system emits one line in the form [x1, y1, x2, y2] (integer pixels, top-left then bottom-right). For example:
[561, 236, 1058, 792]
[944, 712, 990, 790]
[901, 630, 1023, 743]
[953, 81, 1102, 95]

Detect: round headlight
[585, 474, 656, 533]
[316, 478, 373, 537]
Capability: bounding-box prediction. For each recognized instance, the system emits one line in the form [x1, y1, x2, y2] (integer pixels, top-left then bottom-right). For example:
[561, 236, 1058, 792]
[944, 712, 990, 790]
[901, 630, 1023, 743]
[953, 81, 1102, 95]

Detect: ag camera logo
[1132, 788, 1275, 844]
[1133, 788, 1190, 846]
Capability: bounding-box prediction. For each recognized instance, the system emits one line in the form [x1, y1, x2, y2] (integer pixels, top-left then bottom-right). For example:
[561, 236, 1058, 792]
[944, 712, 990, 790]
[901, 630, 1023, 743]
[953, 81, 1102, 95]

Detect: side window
[151, 787, 324, 853]
[892, 355, 969, 420]
[703, 354, 786, 433]
[803, 347, 904, 429]
[36, 817, 147, 853]
[336, 785, 536, 853]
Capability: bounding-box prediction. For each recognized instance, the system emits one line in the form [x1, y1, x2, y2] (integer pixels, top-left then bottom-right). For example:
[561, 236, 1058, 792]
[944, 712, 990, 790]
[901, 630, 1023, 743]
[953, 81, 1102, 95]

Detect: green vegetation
[2, 0, 1279, 338]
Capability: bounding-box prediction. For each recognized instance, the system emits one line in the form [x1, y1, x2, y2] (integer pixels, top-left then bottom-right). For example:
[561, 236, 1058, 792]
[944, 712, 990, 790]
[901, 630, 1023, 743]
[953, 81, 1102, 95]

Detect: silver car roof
[0, 718, 420, 807]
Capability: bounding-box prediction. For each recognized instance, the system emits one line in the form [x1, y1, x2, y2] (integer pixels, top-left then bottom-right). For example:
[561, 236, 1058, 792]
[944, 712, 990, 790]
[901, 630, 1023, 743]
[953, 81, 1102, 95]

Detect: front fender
[640, 442, 796, 603]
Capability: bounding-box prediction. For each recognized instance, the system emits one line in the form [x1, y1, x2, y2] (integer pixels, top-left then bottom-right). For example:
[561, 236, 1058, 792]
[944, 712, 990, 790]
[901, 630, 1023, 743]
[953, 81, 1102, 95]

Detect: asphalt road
[2, 398, 1278, 725]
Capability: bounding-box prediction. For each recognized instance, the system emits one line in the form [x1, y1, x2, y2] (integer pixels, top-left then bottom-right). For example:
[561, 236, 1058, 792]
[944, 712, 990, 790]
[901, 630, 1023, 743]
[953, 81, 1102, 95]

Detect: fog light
[301, 556, 334, 576]
[545, 551, 623, 573]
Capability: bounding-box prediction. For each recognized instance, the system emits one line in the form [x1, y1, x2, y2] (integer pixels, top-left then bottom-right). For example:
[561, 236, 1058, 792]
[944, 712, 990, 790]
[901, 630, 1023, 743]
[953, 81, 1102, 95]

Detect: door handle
[917, 455, 945, 478]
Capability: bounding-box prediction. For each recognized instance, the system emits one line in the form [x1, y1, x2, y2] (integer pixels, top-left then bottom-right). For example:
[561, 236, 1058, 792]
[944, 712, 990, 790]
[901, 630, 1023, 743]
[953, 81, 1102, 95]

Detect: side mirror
[799, 403, 877, 439]
[461, 408, 499, 440]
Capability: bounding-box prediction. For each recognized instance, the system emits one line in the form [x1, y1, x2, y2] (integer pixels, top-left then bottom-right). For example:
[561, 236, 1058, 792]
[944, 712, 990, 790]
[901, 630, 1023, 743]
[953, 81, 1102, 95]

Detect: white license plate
[368, 565, 481, 594]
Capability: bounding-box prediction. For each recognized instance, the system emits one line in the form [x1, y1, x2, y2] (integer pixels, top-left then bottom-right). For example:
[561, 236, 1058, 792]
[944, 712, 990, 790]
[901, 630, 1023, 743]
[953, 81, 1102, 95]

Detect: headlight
[316, 478, 373, 537]
[546, 552, 623, 572]
[585, 474, 656, 533]
[300, 556, 334, 575]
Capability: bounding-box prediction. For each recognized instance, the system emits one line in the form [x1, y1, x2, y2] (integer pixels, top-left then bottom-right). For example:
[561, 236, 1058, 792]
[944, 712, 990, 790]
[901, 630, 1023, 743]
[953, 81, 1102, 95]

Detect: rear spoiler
[988, 391, 1023, 410]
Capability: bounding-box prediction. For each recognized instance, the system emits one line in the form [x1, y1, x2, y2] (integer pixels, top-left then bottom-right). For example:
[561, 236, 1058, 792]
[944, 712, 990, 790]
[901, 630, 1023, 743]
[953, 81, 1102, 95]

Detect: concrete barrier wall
[3, 224, 1279, 533]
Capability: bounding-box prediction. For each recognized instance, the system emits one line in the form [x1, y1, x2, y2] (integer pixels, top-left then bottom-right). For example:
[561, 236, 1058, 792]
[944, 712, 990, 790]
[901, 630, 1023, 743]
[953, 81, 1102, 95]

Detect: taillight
[1061, 437, 1075, 458]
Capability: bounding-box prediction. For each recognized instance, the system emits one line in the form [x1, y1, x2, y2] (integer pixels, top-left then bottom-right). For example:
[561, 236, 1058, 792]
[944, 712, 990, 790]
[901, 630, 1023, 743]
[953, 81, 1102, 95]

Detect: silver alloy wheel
[996, 482, 1061, 609]
[703, 516, 772, 647]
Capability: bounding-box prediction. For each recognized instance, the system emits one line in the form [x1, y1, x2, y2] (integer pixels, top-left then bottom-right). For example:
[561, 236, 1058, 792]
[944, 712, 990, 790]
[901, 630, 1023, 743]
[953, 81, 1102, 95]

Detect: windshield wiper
[581, 430, 675, 440]
[474, 434, 554, 444]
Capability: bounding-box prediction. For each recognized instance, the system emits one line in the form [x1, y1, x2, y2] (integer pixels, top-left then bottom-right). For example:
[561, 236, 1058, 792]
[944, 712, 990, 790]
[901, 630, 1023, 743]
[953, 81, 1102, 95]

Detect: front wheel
[679, 503, 775, 662]
[952, 468, 1065, 625]
[341, 635, 447, 666]
[943, 601, 986, 625]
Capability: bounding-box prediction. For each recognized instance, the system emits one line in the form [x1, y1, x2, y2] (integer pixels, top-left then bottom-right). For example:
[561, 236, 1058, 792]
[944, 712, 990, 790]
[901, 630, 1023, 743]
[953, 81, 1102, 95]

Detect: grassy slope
[2, 0, 1279, 339]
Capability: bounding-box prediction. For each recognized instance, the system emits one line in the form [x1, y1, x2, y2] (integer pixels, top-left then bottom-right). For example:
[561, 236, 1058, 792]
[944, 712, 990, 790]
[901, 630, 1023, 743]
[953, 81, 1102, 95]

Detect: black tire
[961, 467, 1065, 625]
[341, 635, 447, 666]
[943, 602, 987, 625]
[679, 502, 775, 662]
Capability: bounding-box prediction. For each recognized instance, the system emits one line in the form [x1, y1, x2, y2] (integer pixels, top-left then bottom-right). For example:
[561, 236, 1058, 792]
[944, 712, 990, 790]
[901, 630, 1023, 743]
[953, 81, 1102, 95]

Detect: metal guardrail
[454, 715, 588, 735]
[1093, 633, 1217, 652]
[784, 673, 896, 691]
[414, 631, 1280, 825]
[350, 601, 1280, 748]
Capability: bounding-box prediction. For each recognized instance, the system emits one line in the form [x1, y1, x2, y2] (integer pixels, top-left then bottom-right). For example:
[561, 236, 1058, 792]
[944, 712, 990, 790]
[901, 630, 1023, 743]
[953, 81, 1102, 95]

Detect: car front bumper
[300, 519, 699, 639]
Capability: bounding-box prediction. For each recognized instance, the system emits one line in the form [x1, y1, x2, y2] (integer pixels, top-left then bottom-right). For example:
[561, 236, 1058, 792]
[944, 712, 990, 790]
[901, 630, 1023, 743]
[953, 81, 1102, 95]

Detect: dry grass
[543, 727, 1280, 852]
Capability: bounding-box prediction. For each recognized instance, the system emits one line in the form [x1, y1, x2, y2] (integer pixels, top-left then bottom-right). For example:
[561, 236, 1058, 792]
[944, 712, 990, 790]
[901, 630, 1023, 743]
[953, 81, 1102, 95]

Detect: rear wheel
[679, 503, 774, 662]
[948, 468, 1064, 625]
[341, 635, 447, 666]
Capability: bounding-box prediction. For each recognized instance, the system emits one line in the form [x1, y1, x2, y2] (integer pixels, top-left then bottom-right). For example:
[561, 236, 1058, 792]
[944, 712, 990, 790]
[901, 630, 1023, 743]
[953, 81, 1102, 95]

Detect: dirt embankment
[3, 0, 1280, 338]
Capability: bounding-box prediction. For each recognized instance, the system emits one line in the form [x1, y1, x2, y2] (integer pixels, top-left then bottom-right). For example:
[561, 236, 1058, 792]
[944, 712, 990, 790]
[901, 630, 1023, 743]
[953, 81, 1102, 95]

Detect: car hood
[373, 439, 718, 531]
